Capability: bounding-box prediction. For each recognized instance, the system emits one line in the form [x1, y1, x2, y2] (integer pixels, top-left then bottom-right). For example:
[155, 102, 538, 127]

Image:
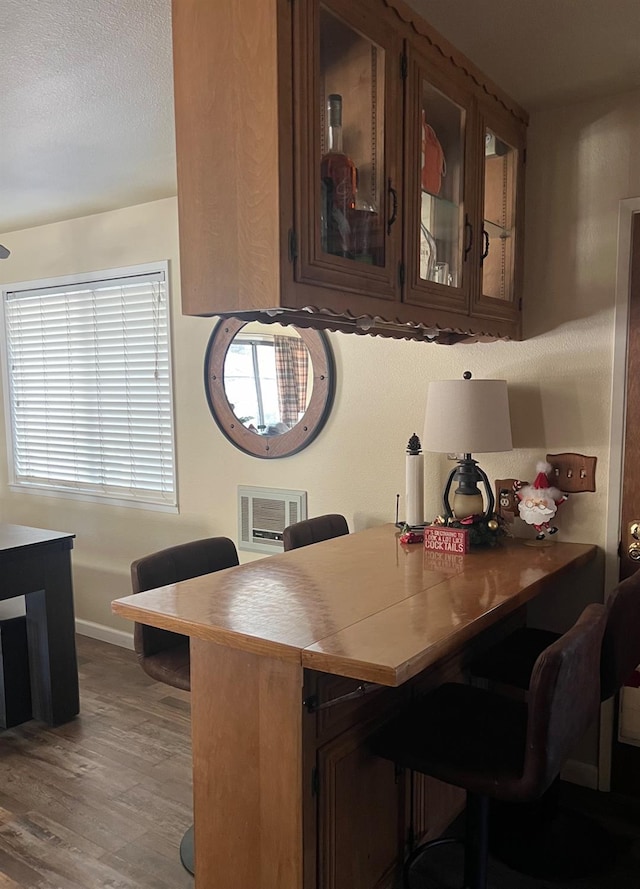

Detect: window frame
[225, 334, 281, 431]
[0, 261, 178, 512]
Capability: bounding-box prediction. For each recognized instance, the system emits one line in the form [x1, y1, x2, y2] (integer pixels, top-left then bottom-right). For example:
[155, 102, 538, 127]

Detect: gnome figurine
[514, 461, 568, 540]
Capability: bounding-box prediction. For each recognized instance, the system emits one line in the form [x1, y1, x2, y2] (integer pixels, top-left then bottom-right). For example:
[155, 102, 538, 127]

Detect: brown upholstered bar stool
[131, 536, 239, 875]
[467, 567, 640, 878]
[371, 603, 606, 889]
[471, 568, 640, 700]
[283, 513, 349, 551]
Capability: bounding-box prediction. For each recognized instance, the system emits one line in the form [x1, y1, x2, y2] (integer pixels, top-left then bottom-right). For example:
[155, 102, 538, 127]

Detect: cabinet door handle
[387, 179, 398, 235]
[464, 215, 473, 258]
[481, 229, 490, 264]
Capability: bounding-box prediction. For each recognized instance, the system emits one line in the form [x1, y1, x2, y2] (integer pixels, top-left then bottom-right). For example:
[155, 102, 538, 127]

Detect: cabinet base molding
[216, 307, 518, 345]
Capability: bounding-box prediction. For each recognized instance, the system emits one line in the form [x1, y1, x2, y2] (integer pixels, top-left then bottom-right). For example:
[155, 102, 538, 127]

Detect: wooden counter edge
[112, 540, 599, 685]
[111, 598, 303, 665]
[301, 542, 600, 687]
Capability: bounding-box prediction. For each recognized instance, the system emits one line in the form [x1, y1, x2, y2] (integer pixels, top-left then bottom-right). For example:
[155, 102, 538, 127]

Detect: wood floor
[0, 635, 194, 889]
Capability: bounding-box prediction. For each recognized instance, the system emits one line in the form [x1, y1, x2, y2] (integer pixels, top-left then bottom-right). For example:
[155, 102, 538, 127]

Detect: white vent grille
[238, 486, 307, 554]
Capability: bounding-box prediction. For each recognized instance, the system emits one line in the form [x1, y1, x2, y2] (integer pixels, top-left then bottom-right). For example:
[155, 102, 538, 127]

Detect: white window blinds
[3, 265, 176, 507]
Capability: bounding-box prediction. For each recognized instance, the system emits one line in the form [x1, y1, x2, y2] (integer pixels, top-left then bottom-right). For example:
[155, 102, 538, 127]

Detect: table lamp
[423, 371, 512, 522]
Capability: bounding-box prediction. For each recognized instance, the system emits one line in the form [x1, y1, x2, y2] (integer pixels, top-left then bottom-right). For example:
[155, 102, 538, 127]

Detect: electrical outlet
[546, 453, 597, 494]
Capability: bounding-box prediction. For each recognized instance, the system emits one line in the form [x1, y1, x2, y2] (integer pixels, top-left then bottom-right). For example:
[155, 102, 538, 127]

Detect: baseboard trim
[75, 619, 134, 650]
[561, 758, 599, 790]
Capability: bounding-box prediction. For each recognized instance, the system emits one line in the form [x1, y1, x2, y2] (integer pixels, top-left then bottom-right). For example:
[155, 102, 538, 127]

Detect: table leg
[190, 639, 303, 889]
[25, 548, 79, 725]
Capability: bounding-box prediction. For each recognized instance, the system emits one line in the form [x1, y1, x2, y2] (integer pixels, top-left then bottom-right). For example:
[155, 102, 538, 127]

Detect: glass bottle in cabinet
[319, 5, 386, 268]
[481, 128, 518, 303]
[418, 80, 465, 291]
[321, 93, 358, 258]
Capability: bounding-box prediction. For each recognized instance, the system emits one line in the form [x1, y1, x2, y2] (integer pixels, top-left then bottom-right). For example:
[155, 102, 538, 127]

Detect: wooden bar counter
[112, 525, 596, 889]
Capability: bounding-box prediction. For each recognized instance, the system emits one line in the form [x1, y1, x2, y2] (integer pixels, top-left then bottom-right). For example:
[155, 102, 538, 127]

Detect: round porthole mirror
[204, 319, 335, 458]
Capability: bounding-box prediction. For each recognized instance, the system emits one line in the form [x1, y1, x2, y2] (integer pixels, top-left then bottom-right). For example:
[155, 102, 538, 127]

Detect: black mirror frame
[204, 318, 335, 458]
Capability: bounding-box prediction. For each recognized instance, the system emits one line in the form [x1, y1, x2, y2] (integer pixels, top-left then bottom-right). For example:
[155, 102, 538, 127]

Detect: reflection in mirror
[224, 324, 312, 436]
[205, 319, 335, 458]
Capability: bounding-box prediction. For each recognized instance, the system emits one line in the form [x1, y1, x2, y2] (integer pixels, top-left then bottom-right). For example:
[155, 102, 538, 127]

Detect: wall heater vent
[238, 485, 307, 554]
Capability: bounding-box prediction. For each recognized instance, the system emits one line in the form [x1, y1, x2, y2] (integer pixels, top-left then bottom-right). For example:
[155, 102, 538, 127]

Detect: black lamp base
[442, 455, 495, 523]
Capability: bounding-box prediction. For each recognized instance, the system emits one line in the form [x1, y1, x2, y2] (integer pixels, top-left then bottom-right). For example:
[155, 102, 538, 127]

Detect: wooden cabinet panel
[317, 724, 403, 889]
[412, 774, 465, 845]
[472, 98, 526, 324]
[305, 646, 490, 889]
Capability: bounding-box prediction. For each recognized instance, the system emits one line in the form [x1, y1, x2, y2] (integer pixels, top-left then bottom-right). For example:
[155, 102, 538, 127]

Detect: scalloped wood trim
[224, 308, 514, 344]
[295, 305, 513, 340]
[383, 0, 529, 126]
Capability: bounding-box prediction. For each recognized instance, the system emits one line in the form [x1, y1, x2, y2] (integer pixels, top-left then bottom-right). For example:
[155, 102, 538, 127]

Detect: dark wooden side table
[0, 524, 79, 725]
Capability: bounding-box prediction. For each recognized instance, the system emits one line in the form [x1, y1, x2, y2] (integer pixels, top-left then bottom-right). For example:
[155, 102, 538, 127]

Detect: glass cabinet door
[319, 7, 386, 268]
[294, 0, 402, 300]
[418, 80, 465, 290]
[404, 49, 470, 312]
[481, 128, 518, 304]
[473, 103, 525, 321]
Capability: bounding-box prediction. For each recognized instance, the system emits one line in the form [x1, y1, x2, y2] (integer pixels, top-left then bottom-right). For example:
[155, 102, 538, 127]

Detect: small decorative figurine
[514, 461, 569, 540]
[428, 512, 505, 548]
[399, 523, 425, 545]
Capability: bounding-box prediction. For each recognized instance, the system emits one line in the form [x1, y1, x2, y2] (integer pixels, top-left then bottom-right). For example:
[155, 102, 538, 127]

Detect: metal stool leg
[403, 836, 462, 889]
[463, 793, 490, 889]
[179, 823, 194, 875]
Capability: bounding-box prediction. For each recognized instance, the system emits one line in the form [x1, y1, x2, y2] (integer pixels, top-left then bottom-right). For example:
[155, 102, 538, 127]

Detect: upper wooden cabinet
[172, 0, 528, 343]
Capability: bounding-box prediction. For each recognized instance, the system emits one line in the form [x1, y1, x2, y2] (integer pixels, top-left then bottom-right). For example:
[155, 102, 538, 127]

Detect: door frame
[600, 196, 640, 790]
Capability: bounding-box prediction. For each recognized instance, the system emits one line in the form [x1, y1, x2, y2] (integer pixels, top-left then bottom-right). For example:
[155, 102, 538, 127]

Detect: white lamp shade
[423, 378, 512, 454]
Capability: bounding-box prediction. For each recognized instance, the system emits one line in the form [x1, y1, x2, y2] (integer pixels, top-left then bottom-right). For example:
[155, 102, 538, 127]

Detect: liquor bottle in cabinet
[321, 93, 358, 259]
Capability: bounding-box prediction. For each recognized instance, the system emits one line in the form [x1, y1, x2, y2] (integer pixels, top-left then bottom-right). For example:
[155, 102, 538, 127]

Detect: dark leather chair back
[523, 603, 605, 798]
[469, 568, 640, 706]
[283, 514, 349, 551]
[600, 568, 640, 700]
[130, 536, 239, 686]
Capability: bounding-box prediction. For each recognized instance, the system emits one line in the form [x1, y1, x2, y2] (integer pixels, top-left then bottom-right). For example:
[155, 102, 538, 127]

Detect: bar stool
[131, 536, 239, 875]
[467, 567, 640, 878]
[371, 603, 606, 889]
[471, 569, 640, 701]
[283, 513, 349, 551]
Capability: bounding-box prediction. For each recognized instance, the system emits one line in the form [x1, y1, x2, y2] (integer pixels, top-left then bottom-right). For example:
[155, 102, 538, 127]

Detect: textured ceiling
[0, 0, 176, 235]
[1, 0, 639, 236]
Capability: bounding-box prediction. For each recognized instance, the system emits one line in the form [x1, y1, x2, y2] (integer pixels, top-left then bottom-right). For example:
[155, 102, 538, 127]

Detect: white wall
[0, 87, 637, 646]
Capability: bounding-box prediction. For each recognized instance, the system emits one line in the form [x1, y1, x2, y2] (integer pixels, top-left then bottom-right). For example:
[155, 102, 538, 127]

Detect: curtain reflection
[274, 336, 309, 428]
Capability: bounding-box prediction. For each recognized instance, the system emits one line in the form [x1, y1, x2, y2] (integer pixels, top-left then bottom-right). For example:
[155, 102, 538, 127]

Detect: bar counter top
[112, 524, 596, 686]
